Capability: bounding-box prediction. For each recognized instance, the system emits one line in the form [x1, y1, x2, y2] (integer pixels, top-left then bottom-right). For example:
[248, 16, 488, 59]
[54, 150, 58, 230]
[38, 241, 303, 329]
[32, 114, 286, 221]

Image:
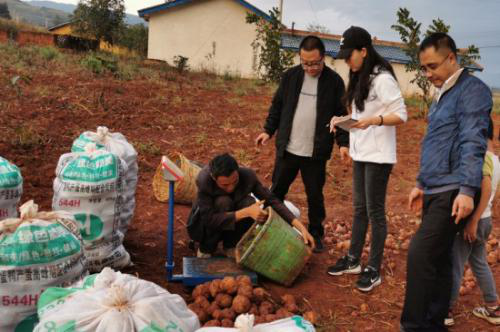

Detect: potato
[264, 314, 277, 323]
[237, 284, 253, 298]
[221, 276, 238, 294]
[221, 319, 233, 327]
[203, 320, 221, 327]
[212, 309, 223, 320]
[215, 293, 233, 308]
[259, 301, 274, 316]
[281, 294, 296, 305]
[360, 303, 369, 313]
[254, 315, 265, 325]
[187, 303, 200, 312]
[220, 308, 236, 321]
[303, 311, 319, 325]
[275, 308, 293, 319]
[210, 279, 222, 298]
[232, 295, 251, 314]
[236, 275, 252, 286]
[284, 302, 299, 314]
[249, 304, 259, 315]
[194, 296, 210, 310]
[253, 287, 267, 303]
[192, 307, 209, 323]
[192, 284, 208, 298]
[206, 302, 220, 316]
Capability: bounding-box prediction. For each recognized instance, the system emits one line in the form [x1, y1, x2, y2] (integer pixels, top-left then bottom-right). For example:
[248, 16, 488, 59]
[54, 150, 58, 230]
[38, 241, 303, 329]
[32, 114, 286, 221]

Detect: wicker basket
[152, 153, 202, 204]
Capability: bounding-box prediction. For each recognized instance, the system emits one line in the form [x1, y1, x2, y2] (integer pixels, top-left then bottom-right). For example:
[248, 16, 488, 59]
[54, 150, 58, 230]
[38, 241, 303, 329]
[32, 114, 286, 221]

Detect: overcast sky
[40, 0, 500, 88]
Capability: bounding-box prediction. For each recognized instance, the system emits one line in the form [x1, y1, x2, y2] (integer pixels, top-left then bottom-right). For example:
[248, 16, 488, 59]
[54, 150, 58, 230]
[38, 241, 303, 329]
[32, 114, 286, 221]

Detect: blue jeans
[348, 161, 393, 271]
[450, 217, 498, 305]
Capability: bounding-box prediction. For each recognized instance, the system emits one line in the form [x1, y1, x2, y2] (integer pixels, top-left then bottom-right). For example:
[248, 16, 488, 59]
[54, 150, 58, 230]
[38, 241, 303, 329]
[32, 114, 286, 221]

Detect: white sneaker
[472, 306, 500, 325]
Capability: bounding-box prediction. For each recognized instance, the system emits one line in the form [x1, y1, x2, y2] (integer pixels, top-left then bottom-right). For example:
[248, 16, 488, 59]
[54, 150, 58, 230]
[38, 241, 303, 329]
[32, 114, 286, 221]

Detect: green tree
[246, 7, 294, 83]
[117, 24, 148, 57]
[391, 8, 481, 109]
[0, 3, 11, 20]
[72, 0, 126, 45]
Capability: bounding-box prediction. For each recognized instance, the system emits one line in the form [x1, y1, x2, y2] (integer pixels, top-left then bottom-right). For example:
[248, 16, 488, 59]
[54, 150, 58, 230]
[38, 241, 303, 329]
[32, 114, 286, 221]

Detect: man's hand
[255, 133, 270, 146]
[291, 219, 315, 250]
[339, 146, 350, 163]
[463, 219, 478, 243]
[408, 187, 424, 213]
[244, 200, 268, 223]
[452, 194, 474, 224]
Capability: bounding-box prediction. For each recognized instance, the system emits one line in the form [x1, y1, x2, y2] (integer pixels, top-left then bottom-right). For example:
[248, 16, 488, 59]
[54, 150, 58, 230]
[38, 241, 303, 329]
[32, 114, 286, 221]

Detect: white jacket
[349, 68, 407, 164]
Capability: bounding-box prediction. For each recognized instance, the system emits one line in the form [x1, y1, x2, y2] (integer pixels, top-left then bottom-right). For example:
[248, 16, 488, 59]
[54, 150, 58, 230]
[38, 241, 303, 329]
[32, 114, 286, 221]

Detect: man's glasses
[419, 54, 450, 74]
[301, 57, 324, 69]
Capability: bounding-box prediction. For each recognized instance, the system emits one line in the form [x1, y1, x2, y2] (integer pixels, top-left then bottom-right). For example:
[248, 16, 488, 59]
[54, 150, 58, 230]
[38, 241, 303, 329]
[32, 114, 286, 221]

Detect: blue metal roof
[281, 33, 481, 71]
[138, 0, 271, 21]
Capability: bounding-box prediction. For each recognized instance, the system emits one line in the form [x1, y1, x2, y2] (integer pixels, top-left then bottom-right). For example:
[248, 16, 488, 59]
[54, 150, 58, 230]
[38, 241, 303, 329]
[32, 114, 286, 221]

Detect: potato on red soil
[203, 320, 221, 327]
[236, 275, 252, 286]
[206, 302, 220, 316]
[254, 316, 265, 325]
[303, 310, 319, 325]
[221, 319, 233, 327]
[215, 293, 233, 308]
[275, 308, 293, 319]
[264, 314, 277, 323]
[259, 301, 275, 316]
[284, 302, 299, 314]
[237, 284, 253, 298]
[221, 276, 238, 294]
[194, 296, 210, 310]
[232, 295, 251, 314]
[247, 305, 257, 316]
[209, 279, 222, 298]
[192, 284, 210, 299]
[187, 303, 200, 312]
[212, 309, 223, 320]
[220, 308, 236, 321]
[192, 307, 209, 323]
[252, 287, 267, 303]
[281, 294, 296, 305]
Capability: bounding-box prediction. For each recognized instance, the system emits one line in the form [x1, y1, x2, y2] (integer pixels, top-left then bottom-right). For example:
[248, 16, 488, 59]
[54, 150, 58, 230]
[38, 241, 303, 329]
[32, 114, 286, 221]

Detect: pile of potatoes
[187, 275, 301, 327]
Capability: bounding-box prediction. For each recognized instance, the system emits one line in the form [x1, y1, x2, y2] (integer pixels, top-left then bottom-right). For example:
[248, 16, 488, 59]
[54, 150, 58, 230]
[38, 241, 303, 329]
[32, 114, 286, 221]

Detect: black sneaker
[313, 236, 324, 253]
[356, 266, 381, 292]
[327, 255, 361, 275]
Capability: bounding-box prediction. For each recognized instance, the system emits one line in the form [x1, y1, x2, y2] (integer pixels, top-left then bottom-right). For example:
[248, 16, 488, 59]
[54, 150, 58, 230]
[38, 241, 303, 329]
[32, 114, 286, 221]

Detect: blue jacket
[417, 70, 492, 195]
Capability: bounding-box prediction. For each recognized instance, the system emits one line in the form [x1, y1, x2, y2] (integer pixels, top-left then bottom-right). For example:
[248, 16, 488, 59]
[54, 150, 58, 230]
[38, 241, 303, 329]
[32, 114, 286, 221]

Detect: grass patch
[11, 126, 47, 149]
[133, 141, 162, 156]
[404, 96, 429, 119]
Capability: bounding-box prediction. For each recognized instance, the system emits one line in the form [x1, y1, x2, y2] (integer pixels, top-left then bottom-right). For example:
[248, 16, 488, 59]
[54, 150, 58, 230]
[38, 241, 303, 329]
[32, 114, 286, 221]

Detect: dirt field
[0, 43, 498, 331]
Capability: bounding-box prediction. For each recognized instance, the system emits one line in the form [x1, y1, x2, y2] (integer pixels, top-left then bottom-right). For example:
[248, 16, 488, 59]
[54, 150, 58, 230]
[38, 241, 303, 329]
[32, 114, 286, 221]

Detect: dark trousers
[199, 195, 255, 254]
[348, 161, 393, 271]
[271, 151, 326, 238]
[401, 189, 466, 332]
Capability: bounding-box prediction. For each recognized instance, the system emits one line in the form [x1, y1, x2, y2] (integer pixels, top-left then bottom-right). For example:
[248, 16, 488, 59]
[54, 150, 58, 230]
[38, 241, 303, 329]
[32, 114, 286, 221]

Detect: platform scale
[161, 156, 257, 286]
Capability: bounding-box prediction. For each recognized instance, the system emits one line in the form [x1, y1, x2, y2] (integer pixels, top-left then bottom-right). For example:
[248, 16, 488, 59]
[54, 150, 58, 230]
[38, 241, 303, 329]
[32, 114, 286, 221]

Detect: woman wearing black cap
[327, 26, 407, 292]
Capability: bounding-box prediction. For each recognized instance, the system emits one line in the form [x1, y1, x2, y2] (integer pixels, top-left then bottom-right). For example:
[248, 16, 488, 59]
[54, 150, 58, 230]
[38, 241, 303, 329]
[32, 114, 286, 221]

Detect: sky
[41, 0, 500, 88]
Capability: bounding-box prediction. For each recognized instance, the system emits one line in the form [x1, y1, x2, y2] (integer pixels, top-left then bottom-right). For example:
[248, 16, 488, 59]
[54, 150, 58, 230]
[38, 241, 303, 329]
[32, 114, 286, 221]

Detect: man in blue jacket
[401, 33, 492, 331]
[255, 35, 349, 253]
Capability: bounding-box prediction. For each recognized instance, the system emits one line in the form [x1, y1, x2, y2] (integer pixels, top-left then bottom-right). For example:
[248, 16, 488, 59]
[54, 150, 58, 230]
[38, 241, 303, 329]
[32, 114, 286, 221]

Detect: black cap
[336, 26, 372, 59]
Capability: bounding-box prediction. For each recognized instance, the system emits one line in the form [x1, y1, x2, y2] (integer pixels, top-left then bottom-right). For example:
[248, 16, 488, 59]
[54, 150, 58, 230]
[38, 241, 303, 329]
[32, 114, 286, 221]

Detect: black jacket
[264, 65, 349, 160]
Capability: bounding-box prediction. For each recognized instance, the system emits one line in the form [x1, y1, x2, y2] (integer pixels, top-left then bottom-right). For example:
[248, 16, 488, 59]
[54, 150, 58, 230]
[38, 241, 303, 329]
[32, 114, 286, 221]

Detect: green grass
[493, 93, 500, 115]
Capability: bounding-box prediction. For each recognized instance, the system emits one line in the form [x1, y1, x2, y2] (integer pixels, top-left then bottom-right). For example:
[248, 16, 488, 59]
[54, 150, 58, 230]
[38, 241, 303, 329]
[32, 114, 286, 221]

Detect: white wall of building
[147, 0, 259, 78]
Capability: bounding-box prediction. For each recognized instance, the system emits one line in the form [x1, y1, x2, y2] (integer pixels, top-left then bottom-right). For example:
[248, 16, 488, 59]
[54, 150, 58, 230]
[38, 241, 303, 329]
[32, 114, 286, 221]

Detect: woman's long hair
[344, 45, 396, 112]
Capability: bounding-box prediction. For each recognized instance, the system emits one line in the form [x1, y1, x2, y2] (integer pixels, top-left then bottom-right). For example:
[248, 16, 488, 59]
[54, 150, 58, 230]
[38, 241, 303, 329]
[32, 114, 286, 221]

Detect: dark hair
[209, 153, 239, 178]
[419, 32, 457, 56]
[299, 35, 325, 56]
[487, 117, 494, 140]
[344, 44, 396, 112]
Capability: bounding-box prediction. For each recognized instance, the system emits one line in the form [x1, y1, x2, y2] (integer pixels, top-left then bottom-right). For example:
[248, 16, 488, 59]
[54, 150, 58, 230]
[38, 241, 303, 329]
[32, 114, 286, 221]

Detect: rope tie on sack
[103, 284, 130, 311]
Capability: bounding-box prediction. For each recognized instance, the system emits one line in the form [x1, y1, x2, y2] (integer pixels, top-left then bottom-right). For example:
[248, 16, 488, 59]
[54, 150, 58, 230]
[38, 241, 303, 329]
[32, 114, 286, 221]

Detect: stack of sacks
[0, 156, 23, 221]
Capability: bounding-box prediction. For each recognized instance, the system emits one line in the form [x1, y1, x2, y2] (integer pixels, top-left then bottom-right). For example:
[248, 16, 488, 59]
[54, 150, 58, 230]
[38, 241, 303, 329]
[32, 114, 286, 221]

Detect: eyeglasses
[419, 54, 450, 74]
[300, 57, 324, 69]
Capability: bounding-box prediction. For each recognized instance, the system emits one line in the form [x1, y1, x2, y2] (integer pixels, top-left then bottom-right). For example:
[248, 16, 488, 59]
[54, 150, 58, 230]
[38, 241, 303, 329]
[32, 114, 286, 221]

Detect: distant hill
[492, 87, 500, 94]
[26, 0, 146, 26]
[3, 0, 71, 28]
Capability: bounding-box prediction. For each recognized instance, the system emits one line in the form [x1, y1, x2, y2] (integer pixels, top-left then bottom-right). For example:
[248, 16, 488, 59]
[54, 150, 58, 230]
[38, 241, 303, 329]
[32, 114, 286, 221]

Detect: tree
[0, 3, 11, 20]
[307, 23, 330, 34]
[117, 24, 148, 57]
[246, 7, 294, 83]
[391, 8, 481, 109]
[72, 0, 126, 45]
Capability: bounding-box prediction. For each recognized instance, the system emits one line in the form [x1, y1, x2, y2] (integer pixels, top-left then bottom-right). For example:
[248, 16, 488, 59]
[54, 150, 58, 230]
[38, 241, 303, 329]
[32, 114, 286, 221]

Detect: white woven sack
[0, 156, 23, 221]
[71, 127, 138, 234]
[53, 145, 130, 272]
[194, 314, 315, 332]
[34, 268, 200, 332]
[0, 201, 87, 332]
